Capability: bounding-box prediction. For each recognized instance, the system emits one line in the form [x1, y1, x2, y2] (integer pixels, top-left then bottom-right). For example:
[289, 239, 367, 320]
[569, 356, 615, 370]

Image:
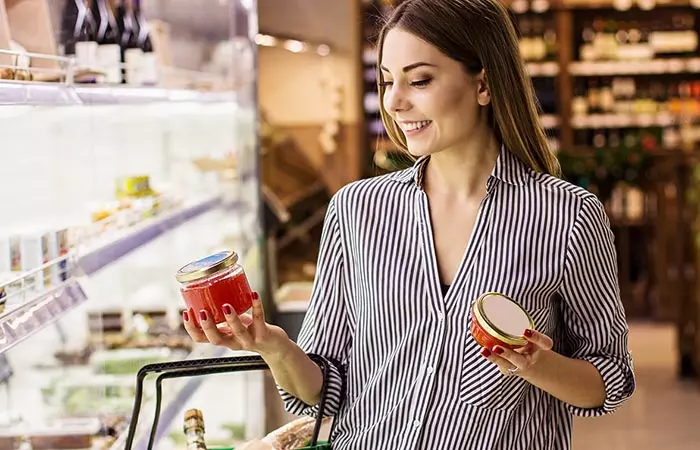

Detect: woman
[183, 0, 635, 448]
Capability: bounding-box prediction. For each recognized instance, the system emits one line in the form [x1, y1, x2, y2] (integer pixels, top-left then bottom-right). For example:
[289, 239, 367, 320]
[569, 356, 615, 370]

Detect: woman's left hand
[480, 329, 554, 377]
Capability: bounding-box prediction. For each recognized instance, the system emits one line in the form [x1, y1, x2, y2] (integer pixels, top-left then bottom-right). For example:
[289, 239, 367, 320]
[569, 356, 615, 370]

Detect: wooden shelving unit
[358, 0, 700, 382]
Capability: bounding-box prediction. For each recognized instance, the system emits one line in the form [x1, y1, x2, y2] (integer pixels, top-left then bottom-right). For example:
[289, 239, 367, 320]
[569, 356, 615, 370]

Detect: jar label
[179, 251, 231, 275]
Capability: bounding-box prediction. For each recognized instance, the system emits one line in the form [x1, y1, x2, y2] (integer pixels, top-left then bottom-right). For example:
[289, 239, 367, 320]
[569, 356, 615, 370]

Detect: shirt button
[437, 313, 443, 321]
[413, 420, 421, 428]
[427, 366, 434, 375]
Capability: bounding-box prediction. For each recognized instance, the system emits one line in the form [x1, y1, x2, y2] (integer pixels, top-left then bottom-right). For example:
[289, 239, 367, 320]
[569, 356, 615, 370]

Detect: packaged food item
[20, 231, 53, 293]
[0, 234, 22, 274]
[262, 416, 332, 450]
[115, 175, 152, 199]
[0, 273, 24, 310]
[469, 292, 534, 350]
[176, 250, 255, 326]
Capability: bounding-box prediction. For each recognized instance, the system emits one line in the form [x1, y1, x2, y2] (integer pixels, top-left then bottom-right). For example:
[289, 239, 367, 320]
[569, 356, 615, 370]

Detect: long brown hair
[376, 0, 561, 177]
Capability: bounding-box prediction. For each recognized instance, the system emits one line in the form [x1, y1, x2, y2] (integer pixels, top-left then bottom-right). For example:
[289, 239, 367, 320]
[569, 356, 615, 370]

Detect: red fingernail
[524, 329, 533, 338]
[183, 311, 189, 322]
[223, 304, 232, 315]
[481, 348, 491, 357]
[252, 292, 260, 301]
[199, 310, 207, 321]
[493, 346, 504, 355]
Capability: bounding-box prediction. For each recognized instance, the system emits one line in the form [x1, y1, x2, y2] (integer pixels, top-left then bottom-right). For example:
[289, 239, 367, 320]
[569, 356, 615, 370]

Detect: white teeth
[402, 120, 431, 132]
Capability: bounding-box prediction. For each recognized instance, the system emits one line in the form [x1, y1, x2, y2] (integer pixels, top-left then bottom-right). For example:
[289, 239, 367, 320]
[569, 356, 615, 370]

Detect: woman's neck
[423, 132, 500, 199]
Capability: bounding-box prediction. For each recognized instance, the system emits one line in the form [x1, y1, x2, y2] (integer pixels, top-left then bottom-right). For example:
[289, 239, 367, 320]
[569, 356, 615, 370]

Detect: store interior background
[0, 0, 699, 449]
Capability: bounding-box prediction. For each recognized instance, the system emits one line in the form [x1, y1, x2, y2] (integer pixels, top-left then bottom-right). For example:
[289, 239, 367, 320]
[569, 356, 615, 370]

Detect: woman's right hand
[183, 294, 291, 360]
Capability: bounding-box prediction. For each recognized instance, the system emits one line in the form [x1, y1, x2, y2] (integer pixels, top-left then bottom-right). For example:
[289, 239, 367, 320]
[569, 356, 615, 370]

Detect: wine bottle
[93, 0, 122, 83]
[116, 0, 142, 85]
[183, 409, 207, 450]
[134, 0, 159, 85]
[61, 0, 99, 68]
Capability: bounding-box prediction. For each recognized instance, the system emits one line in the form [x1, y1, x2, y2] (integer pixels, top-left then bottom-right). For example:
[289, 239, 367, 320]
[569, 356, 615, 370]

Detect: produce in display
[469, 292, 534, 350]
[176, 250, 255, 326]
[90, 347, 177, 375]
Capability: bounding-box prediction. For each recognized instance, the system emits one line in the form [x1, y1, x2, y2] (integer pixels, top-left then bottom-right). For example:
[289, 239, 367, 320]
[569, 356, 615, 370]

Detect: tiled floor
[572, 322, 700, 449]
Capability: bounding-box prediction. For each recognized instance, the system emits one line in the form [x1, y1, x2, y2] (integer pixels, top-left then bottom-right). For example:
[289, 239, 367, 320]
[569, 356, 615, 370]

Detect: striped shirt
[279, 148, 635, 449]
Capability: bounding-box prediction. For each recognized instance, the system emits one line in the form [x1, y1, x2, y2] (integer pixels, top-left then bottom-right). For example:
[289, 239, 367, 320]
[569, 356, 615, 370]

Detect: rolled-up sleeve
[277, 195, 350, 418]
[558, 195, 635, 417]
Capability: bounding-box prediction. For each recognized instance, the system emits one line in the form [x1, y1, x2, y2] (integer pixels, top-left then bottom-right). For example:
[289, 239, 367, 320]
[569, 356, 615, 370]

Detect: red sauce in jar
[176, 250, 254, 326]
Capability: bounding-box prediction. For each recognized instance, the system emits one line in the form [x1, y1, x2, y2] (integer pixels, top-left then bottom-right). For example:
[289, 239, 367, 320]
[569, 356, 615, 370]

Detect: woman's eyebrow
[380, 62, 437, 73]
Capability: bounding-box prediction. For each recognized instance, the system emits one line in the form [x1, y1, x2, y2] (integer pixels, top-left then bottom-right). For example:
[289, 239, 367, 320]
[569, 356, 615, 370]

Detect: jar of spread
[176, 250, 255, 326]
[469, 292, 534, 350]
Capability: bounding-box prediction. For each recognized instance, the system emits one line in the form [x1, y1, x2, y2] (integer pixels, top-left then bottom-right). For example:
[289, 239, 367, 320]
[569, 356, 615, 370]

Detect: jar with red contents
[176, 250, 255, 326]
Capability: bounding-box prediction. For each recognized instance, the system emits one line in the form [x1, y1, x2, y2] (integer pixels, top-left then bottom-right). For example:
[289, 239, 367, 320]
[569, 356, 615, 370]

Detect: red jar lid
[175, 250, 239, 283]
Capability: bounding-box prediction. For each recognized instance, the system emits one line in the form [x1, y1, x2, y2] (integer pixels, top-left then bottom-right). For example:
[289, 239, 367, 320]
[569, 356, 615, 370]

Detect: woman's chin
[406, 143, 438, 158]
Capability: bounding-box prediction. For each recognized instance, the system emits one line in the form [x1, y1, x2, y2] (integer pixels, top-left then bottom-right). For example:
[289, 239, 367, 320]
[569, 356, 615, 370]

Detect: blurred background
[0, 0, 697, 449]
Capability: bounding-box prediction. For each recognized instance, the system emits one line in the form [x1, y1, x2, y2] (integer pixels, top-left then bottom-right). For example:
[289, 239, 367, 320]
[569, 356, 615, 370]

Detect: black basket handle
[124, 353, 331, 450]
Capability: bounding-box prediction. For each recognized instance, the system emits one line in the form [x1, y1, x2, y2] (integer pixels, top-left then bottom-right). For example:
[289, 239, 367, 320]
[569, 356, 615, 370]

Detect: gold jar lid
[176, 250, 238, 283]
[473, 292, 534, 346]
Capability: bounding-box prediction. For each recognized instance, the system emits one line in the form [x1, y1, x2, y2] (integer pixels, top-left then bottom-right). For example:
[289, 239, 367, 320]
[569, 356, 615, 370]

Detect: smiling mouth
[399, 120, 432, 135]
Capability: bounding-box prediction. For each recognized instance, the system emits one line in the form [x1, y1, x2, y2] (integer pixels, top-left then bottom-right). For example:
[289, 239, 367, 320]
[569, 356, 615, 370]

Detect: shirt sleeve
[277, 195, 350, 418]
[558, 195, 636, 417]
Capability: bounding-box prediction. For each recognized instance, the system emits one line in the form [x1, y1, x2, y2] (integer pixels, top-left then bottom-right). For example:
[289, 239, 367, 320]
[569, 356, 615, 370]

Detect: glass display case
[0, 0, 264, 449]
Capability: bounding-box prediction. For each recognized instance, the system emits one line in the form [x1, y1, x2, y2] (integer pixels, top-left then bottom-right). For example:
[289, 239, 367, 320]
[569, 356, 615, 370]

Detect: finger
[222, 305, 254, 347]
[182, 309, 209, 343]
[239, 313, 254, 327]
[492, 345, 529, 370]
[251, 292, 265, 325]
[480, 347, 518, 373]
[199, 310, 229, 345]
[524, 329, 554, 351]
[514, 342, 535, 355]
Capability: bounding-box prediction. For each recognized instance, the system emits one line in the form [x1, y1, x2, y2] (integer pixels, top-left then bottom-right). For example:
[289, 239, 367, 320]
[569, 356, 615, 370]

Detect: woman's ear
[476, 69, 491, 106]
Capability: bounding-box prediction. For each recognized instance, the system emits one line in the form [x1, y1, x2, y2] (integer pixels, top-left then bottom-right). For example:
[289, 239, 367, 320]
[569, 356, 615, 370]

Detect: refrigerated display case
[0, 1, 265, 449]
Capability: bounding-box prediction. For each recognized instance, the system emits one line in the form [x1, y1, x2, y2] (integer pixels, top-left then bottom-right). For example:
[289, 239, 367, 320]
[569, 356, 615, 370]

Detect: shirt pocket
[458, 305, 551, 410]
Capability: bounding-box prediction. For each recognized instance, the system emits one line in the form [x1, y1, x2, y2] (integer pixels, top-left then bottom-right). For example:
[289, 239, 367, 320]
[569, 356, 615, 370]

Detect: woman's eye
[410, 79, 432, 87]
[379, 81, 393, 87]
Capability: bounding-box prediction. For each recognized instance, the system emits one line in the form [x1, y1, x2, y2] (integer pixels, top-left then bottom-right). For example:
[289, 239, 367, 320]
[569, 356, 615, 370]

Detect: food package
[260, 416, 332, 450]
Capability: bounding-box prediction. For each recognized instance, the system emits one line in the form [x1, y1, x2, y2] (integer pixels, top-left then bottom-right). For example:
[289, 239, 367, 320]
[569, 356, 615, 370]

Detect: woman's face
[380, 27, 490, 158]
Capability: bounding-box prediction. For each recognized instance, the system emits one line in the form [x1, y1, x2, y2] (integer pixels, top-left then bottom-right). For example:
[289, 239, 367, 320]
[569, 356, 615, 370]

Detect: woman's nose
[384, 86, 408, 113]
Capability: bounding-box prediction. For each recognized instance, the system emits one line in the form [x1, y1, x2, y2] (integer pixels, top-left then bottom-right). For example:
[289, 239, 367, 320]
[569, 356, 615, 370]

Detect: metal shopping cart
[123, 354, 332, 450]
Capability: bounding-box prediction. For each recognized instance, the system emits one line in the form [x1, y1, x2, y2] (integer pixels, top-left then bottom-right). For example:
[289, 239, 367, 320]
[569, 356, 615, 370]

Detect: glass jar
[176, 250, 254, 326]
[469, 292, 534, 350]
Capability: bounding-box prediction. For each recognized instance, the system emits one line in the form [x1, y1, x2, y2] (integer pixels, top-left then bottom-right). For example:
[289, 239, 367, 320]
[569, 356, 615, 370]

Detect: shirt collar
[389, 146, 531, 189]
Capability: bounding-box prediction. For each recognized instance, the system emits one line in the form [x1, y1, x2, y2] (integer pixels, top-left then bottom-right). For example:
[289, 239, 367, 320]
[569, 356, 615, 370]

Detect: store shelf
[0, 81, 237, 106]
[569, 58, 700, 76]
[0, 279, 88, 355]
[74, 86, 237, 106]
[562, 0, 695, 9]
[540, 114, 559, 128]
[526, 62, 559, 77]
[571, 112, 677, 129]
[77, 196, 223, 276]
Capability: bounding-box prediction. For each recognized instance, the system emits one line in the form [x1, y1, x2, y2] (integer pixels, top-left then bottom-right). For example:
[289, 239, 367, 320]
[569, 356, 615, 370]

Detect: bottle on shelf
[93, 0, 122, 84]
[60, 0, 99, 69]
[115, 0, 142, 85]
[183, 409, 208, 450]
[134, 0, 159, 86]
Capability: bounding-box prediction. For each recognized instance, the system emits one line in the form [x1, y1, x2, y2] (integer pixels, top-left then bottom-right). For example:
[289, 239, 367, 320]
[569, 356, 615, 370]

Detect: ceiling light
[284, 40, 306, 53]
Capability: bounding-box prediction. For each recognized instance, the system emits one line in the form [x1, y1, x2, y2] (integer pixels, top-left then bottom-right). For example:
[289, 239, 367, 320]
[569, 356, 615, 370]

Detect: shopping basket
[123, 353, 332, 450]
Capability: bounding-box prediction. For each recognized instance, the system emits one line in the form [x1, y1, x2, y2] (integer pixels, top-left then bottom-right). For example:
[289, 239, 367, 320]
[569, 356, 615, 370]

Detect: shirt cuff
[278, 356, 345, 418]
[567, 353, 635, 417]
